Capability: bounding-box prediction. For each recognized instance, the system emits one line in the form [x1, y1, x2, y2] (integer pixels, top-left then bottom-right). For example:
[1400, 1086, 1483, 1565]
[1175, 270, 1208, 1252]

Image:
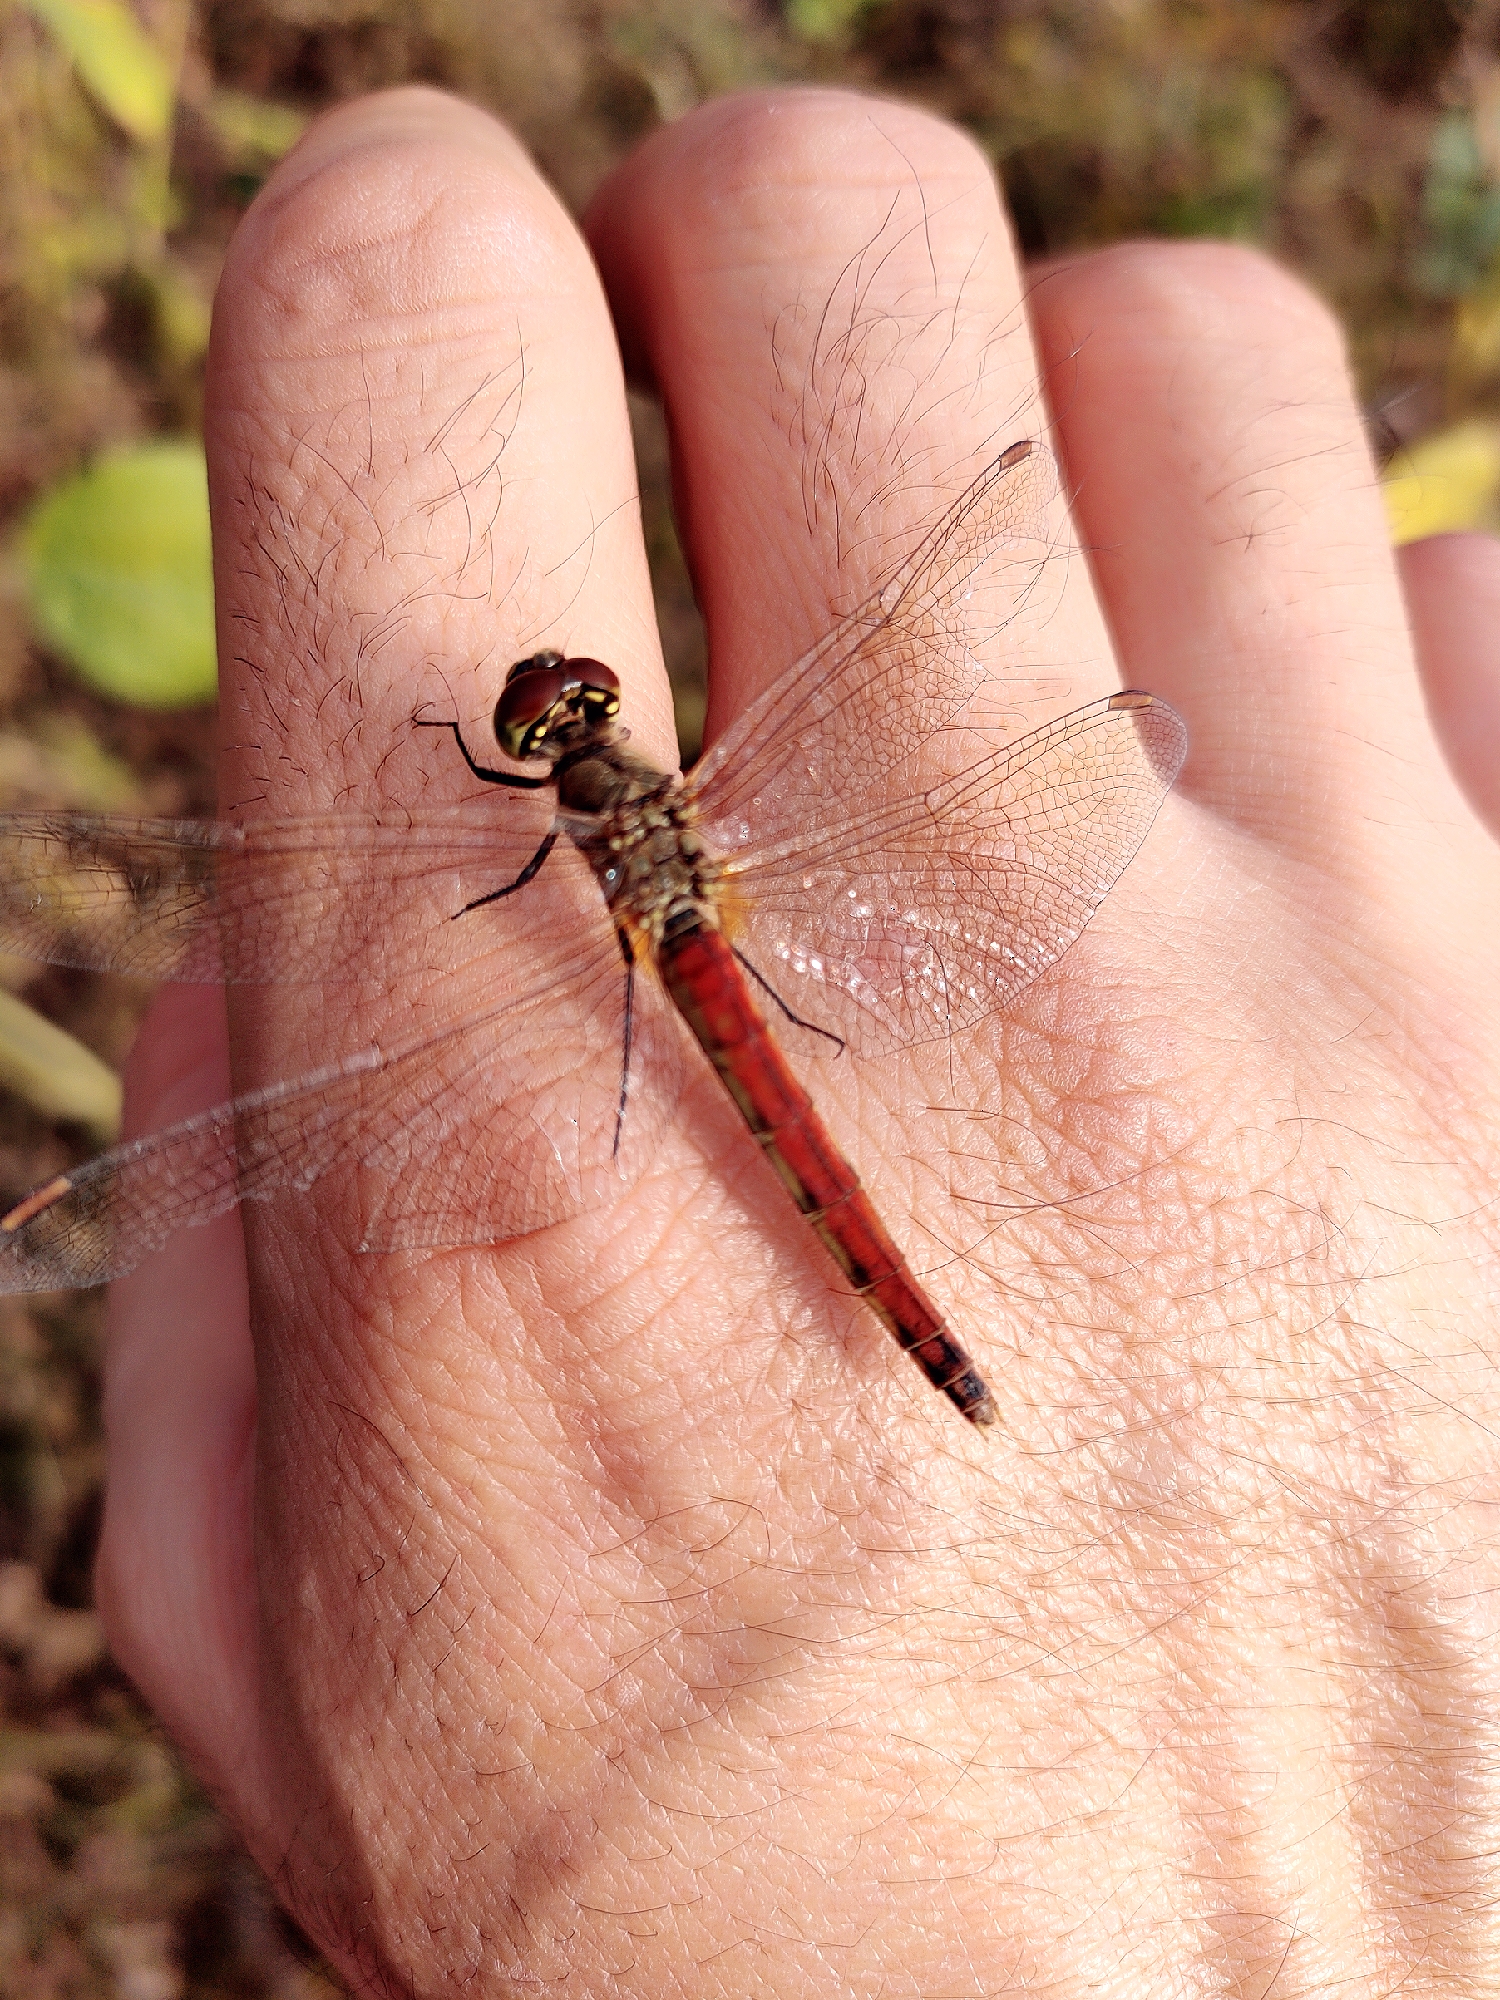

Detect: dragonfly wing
[0, 912, 689, 1291]
[353, 921, 689, 1252]
[716, 692, 1187, 1055]
[0, 813, 232, 980]
[0, 805, 563, 985]
[0, 1045, 375, 1291]
[688, 439, 1060, 854]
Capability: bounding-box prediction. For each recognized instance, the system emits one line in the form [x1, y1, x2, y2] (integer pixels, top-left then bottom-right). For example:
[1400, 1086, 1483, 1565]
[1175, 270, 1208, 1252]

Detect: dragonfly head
[495, 651, 622, 764]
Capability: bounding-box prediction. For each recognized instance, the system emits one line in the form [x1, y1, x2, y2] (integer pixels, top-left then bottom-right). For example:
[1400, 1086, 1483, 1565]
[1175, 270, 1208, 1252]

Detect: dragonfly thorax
[562, 754, 722, 951]
[499, 650, 724, 952]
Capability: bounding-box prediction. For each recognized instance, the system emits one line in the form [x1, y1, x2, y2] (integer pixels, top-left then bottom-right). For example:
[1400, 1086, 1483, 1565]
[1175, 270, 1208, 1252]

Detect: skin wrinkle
[1118, 1534, 1327, 1989]
[440, 1264, 976, 1856]
[248, 158, 578, 354]
[1072, 916, 1456, 1336]
[482, 1504, 1032, 1968]
[1339, 1567, 1492, 1984]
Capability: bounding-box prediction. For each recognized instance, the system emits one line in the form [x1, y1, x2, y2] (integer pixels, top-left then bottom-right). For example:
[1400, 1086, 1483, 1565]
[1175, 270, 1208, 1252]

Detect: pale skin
[92, 85, 1500, 1997]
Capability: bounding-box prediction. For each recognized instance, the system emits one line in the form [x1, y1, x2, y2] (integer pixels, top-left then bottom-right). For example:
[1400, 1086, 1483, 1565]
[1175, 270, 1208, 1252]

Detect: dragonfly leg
[411, 716, 548, 790]
[454, 829, 560, 916]
[731, 945, 845, 1056]
[614, 924, 635, 1161]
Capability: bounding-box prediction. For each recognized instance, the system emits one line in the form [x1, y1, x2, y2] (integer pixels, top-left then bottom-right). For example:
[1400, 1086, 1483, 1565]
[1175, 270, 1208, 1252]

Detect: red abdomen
[657, 920, 995, 1428]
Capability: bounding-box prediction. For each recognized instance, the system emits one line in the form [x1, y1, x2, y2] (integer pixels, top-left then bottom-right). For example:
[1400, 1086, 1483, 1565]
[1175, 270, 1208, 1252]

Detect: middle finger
[587, 88, 1117, 747]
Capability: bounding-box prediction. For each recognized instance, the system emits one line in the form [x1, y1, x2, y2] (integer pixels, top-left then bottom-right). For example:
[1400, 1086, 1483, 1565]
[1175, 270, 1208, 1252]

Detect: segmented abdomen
[657, 920, 995, 1428]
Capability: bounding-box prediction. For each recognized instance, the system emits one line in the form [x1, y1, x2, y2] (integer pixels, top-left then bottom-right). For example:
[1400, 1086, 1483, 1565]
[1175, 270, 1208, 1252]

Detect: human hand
[96, 85, 1500, 1995]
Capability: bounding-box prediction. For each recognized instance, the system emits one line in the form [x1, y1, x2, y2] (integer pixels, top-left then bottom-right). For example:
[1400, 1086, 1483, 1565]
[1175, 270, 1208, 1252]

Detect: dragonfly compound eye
[562, 658, 622, 727]
[503, 648, 564, 687]
[494, 656, 623, 761]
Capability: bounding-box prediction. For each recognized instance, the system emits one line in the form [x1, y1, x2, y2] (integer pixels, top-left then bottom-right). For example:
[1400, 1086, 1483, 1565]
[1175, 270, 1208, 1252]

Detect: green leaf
[21, 441, 217, 709]
[1416, 109, 1500, 297]
[0, 990, 120, 1143]
[784, 0, 878, 43]
[0, 718, 141, 812]
[21, 0, 175, 144]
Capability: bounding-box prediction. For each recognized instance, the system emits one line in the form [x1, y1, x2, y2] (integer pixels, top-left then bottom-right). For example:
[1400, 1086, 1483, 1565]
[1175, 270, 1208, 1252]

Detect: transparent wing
[687, 438, 1059, 852]
[0, 803, 565, 984]
[711, 690, 1186, 1054]
[682, 437, 1187, 1053]
[0, 882, 689, 1293]
[0, 434, 1183, 1287]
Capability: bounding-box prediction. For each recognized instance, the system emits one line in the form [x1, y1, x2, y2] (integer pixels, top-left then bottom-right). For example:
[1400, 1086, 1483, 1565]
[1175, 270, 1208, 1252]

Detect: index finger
[205, 87, 676, 1277]
[100, 84, 668, 1810]
[211, 87, 672, 820]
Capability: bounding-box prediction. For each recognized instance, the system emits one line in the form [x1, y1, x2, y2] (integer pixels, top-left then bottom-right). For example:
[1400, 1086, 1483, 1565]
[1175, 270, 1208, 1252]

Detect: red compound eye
[494, 656, 621, 761]
[559, 657, 620, 700]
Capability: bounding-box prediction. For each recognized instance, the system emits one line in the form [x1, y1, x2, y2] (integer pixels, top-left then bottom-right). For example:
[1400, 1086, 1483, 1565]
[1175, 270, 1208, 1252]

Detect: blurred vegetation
[23, 441, 215, 707]
[5, 0, 1500, 1990]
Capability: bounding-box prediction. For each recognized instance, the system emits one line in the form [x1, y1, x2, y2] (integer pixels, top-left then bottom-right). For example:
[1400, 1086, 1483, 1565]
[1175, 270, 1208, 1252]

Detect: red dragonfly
[0, 439, 1185, 1428]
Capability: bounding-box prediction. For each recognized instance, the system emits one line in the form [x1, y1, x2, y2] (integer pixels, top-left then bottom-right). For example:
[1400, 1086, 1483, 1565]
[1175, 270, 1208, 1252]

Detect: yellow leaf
[204, 88, 306, 165]
[146, 259, 211, 366]
[1454, 283, 1500, 378]
[0, 990, 120, 1142]
[1382, 420, 1500, 543]
[22, 0, 174, 144]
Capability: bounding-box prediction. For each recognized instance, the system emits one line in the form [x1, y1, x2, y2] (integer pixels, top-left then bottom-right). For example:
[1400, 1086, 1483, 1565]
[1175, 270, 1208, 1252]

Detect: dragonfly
[0, 438, 1186, 1429]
